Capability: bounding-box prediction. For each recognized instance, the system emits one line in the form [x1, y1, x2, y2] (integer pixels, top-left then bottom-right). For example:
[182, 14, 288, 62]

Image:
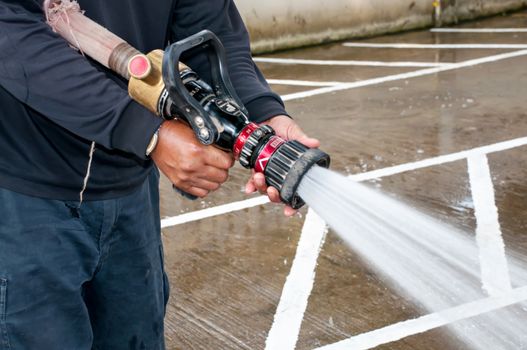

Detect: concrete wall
[440, 0, 527, 24]
[236, 0, 527, 53]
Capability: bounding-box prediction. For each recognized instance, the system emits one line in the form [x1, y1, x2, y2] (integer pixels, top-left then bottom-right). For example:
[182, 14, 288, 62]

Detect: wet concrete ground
[161, 11, 527, 350]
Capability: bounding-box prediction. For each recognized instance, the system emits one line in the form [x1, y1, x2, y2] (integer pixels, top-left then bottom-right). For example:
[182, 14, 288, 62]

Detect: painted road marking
[266, 140, 526, 350]
[267, 79, 345, 87]
[161, 196, 269, 228]
[264, 209, 328, 350]
[254, 57, 451, 68]
[160, 138, 527, 349]
[349, 137, 527, 182]
[343, 43, 527, 49]
[467, 154, 512, 295]
[281, 49, 527, 101]
[314, 286, 527, 350]
[158, 46, 527, 350]
[161, 137, 527, 228]
[431, 28, 527, 33]
[162, 49, 527, 229]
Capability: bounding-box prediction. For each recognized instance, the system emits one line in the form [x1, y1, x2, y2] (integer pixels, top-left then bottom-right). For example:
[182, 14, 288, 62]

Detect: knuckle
[189, 144, 203, 158]
[178, 173, 191, 182]
[171, 176, 183, 186]
[218, 154, 233, 169]
[180, 160, 196, 172]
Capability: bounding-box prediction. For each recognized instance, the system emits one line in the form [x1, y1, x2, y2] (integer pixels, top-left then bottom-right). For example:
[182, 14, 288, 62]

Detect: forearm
[0, 0, 161, 159]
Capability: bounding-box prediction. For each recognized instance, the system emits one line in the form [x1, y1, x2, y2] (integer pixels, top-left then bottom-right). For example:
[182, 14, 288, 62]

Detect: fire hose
[45, 0, 330, 209]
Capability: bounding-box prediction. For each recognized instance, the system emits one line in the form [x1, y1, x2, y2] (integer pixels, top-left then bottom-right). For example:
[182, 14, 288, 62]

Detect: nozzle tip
[265, 140, 330, 209]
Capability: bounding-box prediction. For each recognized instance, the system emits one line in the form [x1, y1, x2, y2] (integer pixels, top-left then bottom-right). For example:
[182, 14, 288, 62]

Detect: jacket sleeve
[0, 0, 162, 159]
[170, 0, 289, 123]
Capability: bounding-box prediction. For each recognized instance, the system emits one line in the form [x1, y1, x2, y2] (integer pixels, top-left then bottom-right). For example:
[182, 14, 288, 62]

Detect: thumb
[287, 124, 320, 148]
[296, 136, 320, 149]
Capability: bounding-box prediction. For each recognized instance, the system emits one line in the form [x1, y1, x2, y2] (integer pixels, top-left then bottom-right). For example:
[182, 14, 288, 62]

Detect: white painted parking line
[431, 28, 527, 33]
[161, 137, 527, 228]
[349, 137, 527, 182]
[467, 155, 512, 295]
[254, 57, 451, 68]
[281, 49, 527, 101]
[264, 209, 327, 350]
[267, 79, 344, 87]
[161, 49, 527, 228]
[343, 43, 527, 49]
[160, 196, 269, 228]
[263, 139, 526, 350]
[314, 286, 527, 350]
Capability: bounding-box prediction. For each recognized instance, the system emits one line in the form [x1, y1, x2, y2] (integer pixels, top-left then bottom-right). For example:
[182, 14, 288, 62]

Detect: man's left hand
[245, 115, 320, 217]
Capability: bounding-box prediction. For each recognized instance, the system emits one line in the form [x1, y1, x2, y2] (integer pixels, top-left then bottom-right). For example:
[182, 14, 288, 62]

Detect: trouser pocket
[0, 279, 11, 350]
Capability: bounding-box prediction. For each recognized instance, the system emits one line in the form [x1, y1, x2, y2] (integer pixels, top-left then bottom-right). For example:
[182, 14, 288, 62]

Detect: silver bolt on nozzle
[195, 117, 205, 128]
[199, 128, 210, 140]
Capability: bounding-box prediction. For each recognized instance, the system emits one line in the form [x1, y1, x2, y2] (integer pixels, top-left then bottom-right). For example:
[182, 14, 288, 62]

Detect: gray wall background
[236, 0, 527, 53]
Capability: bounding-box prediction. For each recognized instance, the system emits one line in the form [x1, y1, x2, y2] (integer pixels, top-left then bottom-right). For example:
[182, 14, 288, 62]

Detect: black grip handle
[162, 30, 248, 145]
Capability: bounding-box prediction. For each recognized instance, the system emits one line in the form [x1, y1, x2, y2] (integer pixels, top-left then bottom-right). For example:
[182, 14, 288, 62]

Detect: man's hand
[151, 120, 234, 198]
[245, 115, 320, 216]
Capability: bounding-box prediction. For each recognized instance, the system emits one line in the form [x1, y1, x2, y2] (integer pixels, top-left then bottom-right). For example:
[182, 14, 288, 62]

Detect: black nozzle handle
[162, 30, 248, 145]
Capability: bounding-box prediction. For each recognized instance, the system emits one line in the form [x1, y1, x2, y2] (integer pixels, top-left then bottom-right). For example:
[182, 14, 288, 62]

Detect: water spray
[45, 0, 329, 209]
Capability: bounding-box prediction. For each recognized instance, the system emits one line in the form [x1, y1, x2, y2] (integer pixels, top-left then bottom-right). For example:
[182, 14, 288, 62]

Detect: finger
[245, 179, 257, 194]
[253, 172, 268, 193]
[284, 206, 297, 217]
[196, 166, 229, 184]
[298, 137, 320, 149]
[184, 186, 209, 198]
[245, 170, 260, 194]
[266, 186, 281, 203]
[283, 124, 321, 148]
[191, 178, 222, 192]
[204, 148, 235, 169]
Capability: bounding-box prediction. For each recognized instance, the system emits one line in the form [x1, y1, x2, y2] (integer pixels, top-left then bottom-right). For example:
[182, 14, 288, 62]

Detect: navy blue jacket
[0, 0, 286, 200]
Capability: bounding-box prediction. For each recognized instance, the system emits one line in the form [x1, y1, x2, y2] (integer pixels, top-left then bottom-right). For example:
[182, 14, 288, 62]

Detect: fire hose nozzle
[157, 30, 332, 209]
[43, 3, 330, 209]
[234, 123, 330, 209]
[265, 141, 330, 209]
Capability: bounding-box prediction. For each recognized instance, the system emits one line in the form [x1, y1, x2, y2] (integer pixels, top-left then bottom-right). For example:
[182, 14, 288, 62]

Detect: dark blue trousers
[0, 170, 169, 350]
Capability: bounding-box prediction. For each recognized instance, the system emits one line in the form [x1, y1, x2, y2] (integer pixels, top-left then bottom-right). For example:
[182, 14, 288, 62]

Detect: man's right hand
[151, 120, 234, 198]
